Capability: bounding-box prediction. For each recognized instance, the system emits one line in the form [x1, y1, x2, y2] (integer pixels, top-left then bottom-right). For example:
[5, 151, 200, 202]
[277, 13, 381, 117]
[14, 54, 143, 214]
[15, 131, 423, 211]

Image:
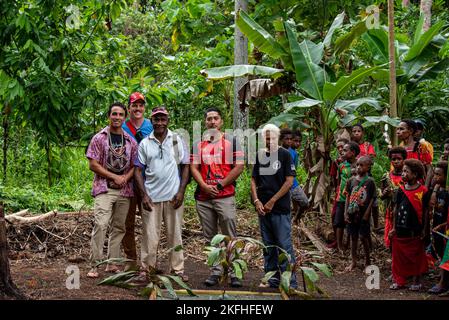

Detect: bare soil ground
[5, 208, 449, 300]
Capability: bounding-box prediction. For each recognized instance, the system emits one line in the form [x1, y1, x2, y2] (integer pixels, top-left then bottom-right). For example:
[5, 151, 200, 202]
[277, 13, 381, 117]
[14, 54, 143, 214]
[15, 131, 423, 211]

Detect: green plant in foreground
[205, 234, 264, 299]
[98, 249, 196, 300]
[262, 247, 332, 300]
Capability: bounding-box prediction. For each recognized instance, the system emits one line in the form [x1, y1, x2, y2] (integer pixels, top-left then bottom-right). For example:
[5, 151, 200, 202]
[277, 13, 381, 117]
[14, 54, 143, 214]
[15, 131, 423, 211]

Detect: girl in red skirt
[380, 147, 406, 249]
[389, 159, 430, 291]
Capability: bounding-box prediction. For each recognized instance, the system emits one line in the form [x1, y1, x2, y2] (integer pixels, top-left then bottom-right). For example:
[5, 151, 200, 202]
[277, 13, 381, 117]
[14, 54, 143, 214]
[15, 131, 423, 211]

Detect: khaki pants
[140, 201, 184, 274]
[90, 189, 130, 266]
[196, 196, 237, 276]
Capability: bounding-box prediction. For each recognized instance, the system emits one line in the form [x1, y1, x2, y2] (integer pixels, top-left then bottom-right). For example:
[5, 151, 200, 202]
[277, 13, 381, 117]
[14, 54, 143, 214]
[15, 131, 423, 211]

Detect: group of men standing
[85, 92, 305, 289]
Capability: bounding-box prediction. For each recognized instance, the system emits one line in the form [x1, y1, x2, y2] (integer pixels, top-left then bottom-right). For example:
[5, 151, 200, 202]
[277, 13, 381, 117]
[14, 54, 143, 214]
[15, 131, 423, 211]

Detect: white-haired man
[250, 124, 298, 289]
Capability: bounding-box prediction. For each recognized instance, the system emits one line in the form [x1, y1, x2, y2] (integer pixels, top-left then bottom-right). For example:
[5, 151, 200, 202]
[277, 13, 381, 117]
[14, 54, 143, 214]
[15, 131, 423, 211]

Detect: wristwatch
[216, 182, 224, 191]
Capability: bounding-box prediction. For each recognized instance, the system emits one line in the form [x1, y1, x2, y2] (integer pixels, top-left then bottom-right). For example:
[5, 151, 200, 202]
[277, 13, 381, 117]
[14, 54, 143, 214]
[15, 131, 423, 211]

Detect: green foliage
[204, 234, 264, 296]
[98, 257, 196, 300]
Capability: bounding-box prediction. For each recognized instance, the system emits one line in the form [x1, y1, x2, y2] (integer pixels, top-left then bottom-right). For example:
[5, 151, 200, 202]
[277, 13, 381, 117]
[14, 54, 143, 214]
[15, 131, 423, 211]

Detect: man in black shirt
[251, 124, 297, 289]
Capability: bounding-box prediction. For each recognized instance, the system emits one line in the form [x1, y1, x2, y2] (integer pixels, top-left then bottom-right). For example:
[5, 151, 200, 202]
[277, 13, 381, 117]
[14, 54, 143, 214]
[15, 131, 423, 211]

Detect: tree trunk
[233, 0, 249, 130]
[420, 0, 433, 31]
[388, 0, 398, 146]
[0, 204, 27, 299]
[2, 106, 9, 183]
[402, 0, 410, 7]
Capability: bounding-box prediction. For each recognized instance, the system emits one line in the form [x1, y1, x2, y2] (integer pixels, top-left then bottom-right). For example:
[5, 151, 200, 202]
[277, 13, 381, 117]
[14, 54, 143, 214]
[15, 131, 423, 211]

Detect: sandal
[87, 268, 99, 278]
[428, 284, 447, 294]
[409, 284, 424, 292]
[390, 283, 406, 290]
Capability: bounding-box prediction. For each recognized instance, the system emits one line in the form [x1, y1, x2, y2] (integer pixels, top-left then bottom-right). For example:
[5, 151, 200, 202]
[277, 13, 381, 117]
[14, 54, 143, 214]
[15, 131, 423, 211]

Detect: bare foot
[345, 262, 356, 272]
[87, 268, 99, 278]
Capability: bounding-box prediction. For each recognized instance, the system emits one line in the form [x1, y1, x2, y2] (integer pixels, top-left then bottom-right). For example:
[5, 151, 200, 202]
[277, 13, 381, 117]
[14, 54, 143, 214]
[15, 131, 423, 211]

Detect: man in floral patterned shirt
[85, 102, 138, 278]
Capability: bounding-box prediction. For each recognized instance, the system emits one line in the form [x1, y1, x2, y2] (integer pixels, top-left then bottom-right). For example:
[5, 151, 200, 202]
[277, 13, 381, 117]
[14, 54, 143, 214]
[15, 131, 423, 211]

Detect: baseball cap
[151, 106, 169, 117]
[129, 92, 145, 105]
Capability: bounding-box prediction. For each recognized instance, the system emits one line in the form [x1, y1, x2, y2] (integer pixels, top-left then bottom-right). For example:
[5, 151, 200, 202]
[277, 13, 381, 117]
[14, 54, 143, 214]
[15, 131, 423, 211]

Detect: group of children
[329, 122, 449, 294]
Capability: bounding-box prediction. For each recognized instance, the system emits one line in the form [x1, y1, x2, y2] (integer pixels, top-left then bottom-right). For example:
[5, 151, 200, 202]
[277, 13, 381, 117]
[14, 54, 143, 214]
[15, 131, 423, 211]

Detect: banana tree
[202, 10, 386, 216]
[335, 13, 449, 118]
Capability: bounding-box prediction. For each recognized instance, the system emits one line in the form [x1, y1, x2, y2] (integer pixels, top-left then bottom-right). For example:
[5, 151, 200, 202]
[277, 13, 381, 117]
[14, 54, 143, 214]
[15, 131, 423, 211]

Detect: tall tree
[388, 0, 398, 145]
[233, 0, 249, 130]
[420, 0, 433, 31]
[0, 204, 26, 299]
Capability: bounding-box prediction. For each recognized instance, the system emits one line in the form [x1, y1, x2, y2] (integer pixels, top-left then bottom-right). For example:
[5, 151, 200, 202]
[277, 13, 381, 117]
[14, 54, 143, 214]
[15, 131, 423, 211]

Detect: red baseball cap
[151, 106, 169, 117]
[129, 92, 145, 104]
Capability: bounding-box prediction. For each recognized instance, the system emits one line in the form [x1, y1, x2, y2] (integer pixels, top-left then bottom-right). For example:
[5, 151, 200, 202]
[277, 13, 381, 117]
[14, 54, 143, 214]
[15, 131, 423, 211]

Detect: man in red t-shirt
[190, 107, 244, 287]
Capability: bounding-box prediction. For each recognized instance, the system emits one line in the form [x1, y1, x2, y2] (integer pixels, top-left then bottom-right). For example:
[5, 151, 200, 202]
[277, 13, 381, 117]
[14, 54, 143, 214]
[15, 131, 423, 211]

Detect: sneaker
[230, 277, 242, 288]
[204, 275, 220, 287]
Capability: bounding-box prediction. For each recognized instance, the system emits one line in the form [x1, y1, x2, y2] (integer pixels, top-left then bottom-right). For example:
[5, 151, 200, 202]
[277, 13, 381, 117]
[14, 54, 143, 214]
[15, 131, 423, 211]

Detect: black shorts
[347, 219, 371, 238]
[332, 201, 346, 228]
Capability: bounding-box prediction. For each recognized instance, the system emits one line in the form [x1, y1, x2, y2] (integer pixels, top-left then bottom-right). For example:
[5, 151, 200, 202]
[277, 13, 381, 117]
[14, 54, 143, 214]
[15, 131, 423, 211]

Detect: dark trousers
[259, 212, 297, 288]
[121, 192, 142, 262]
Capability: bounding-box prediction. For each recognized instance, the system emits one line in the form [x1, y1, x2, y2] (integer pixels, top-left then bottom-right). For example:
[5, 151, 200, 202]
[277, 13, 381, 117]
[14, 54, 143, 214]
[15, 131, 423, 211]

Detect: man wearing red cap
[121, 92, 153, 271]
[134, 106, 190, 281]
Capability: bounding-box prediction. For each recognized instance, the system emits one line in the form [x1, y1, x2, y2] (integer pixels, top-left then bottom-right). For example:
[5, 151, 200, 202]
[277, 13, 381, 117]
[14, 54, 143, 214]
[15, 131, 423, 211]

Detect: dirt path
[9, 257, 448, 300]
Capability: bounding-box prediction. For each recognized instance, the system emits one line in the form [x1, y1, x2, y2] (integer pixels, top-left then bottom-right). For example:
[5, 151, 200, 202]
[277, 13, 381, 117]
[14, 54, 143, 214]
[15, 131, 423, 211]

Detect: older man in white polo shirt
[134, 106, 190, 281]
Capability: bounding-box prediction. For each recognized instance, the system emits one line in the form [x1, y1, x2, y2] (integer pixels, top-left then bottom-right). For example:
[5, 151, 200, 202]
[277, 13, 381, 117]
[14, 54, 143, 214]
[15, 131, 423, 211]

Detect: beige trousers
[140, 201, 185, 274]
[196, 196, 237, 240]
[90, 188, 130, 266]
[196, 196, 237, 277]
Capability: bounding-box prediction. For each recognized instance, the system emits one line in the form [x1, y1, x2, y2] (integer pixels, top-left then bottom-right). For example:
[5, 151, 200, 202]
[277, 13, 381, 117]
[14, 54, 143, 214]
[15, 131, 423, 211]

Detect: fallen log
[299, 221, 331, 254]
[5, 210, 58, 224]
[6, 209, 29, 218]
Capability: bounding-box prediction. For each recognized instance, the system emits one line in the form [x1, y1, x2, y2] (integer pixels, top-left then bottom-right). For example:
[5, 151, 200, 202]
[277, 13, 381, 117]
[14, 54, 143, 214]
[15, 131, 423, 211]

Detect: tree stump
[0, 203, 27, 299]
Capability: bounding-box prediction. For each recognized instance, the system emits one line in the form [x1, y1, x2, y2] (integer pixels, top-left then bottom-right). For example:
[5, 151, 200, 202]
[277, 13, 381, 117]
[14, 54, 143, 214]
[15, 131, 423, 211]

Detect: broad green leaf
[261, 271, 277, 284]
[362, 29, 388, 64]
[284, 98, 322, 111]
[363, 115, 401, 128]
[413, 14, 425, 45]
[340, 113, 357, 127]
[207, 247, 223, 266]
[280, 271, 292, 293]
[234, 259, 248, 272]
[232, 262, 243, 279]
[301, 40, 324, 65]
[210, 234, 229, 246]
[335, 98, 382, 112]
[334, 20, 367, 55]
[412, 58, 449, 84]
[420, 106, 449, 114]
[402, 47, 433, 80]
[236, 10, 288, 59]
[300, 267, 319, 283]
[158, 275, 177, 299]
[167, 275, 197, 297]
[310, 262, 332, 277]
[323, 11, 345, 47]
[98, 271, 137, 285]
[201, 65, 284, 80]
[323, 66, 381, 103]
[285, 23, 324, 100]
[405, 20, 444, 61]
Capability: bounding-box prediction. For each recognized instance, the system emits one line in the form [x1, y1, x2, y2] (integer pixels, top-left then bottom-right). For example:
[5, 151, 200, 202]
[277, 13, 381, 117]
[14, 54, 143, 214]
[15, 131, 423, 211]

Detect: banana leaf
[285, 23, 325, 100]
[323, 66, 381, 103]
[405, 20, 445, 61]
[323, 11, 345, 48]
[201, 65, 284, 80]
[236, 10, 288, 60]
